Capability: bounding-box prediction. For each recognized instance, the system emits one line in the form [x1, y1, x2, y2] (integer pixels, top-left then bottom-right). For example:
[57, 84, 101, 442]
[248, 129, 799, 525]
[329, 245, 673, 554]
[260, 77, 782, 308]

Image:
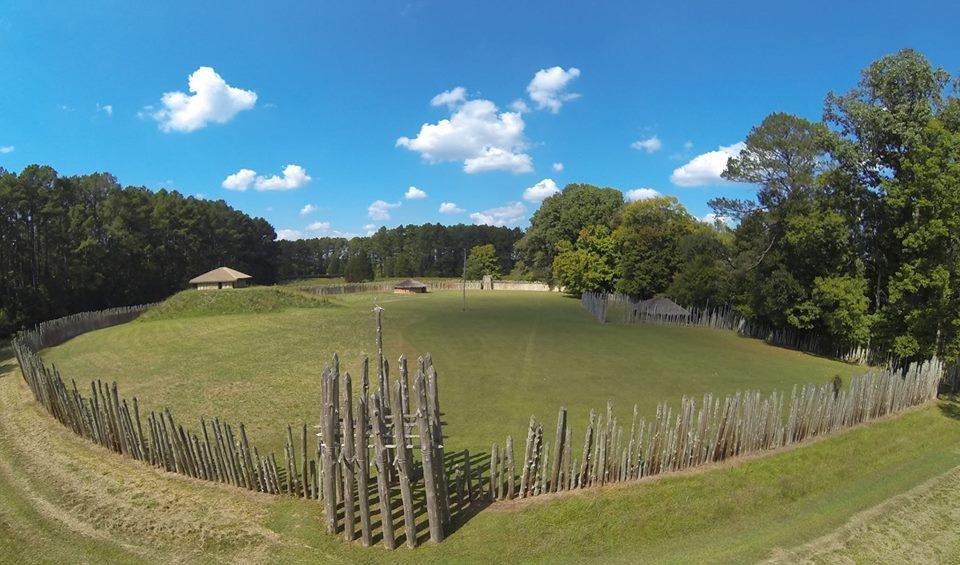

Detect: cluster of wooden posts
[11, 304, 490, 550]
[491, 361, 941, 500]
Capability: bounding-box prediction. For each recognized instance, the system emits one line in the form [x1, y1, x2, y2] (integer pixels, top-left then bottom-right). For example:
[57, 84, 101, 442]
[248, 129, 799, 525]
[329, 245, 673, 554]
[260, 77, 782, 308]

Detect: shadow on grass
[937, 397, 960, 421]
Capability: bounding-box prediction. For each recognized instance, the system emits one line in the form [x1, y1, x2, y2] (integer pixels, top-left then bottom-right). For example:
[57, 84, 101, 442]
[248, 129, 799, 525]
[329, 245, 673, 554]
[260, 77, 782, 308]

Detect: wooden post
[414, 372, 445, 542]
[321, 367, 339, 535]
[369, 395, 396, 549]
[341, 371, 356, 541]
[506, 435, 516, 499]
[550, 407, 566, 492]
[392, 382, 418, 547]
[355, 370, 372, 546]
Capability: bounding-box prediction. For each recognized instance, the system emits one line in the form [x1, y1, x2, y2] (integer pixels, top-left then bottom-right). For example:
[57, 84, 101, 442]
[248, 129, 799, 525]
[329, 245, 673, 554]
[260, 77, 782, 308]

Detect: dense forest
[535, 50, 960, 363]
[4, 49, 958, 365]
[277, 224, 522, 281]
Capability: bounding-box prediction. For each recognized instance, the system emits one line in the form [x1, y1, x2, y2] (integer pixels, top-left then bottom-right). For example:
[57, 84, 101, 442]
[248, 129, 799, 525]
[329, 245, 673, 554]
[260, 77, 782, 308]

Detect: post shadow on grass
[937, 398, 960, 421]
[326, 447, 497, 547]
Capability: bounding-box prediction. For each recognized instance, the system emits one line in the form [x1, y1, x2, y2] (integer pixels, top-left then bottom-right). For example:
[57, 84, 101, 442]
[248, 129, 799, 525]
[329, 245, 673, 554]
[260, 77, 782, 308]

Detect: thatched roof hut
[189, 267, 252, 290]
[393, 279, 427, 294]
[636, 297, 690, 317]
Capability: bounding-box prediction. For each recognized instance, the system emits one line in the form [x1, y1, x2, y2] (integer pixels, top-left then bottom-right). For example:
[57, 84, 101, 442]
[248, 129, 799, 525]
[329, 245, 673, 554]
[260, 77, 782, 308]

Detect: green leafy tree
[514, 183, 624, 281]
[614, 196, 696, 298]
[464, 244, 502, 280]
[343, 249, 375, 282]
[551, 225, 619, 295]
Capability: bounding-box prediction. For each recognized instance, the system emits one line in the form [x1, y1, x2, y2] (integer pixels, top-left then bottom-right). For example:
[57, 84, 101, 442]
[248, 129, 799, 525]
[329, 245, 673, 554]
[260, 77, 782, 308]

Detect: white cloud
[0, 145, 14, 154]
[631, 135, 662, 153]
[405, 186, 427, 200]
[552, 162, 564, 172]
[147, 66, 257, 133]
[510, 99, 531, 113]
[523, 178, 560, 203]
[701, 213, 734, 226]
[222, 164, 311, 192]
[306, 221, 331, 232]
[625, 187, 662, 202]
[222, 168, 257, 191]
[430, 87, 467, 108]
[277, 229, 304, 241]
[368, 200, 401, 221]
[463, 147, 533, 174]
[397, 97, 531, 174]
[299, 204, 317, 216]
[254, 164, 311, 191]
[670, 142, 746, 187]
[469, 201, 526, 227]
[97, 103, 113, 117]
[439, 202, 464, 214]
[527, 66, 581, 113]
[363, 223, 378, 236]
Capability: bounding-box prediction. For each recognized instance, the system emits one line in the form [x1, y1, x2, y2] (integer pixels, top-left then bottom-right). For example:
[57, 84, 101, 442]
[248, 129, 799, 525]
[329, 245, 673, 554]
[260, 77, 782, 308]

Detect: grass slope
[45, 290, 861, 457]
[2, 355, 959, 563]
[140, 287, 328, 321]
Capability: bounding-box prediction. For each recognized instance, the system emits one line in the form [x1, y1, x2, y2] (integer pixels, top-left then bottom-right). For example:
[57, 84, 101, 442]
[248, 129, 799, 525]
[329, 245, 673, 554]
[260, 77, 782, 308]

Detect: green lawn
[43, 288, 862, 459]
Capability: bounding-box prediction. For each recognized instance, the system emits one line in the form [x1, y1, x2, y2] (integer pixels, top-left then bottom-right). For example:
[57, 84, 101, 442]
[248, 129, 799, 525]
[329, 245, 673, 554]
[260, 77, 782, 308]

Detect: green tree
[514, 183, 624, 281]
[614, 196, 696, 298]
[551, 225, 619, 295]
[343, 249, 375, 282]
[464, 244, 502, 280]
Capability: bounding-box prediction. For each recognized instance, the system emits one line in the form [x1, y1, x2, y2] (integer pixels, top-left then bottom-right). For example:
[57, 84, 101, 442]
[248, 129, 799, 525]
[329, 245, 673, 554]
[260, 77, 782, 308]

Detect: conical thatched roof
[637, 297, 690, 317]
[189, 267, 253, 284]
[393, 278, 427, 289]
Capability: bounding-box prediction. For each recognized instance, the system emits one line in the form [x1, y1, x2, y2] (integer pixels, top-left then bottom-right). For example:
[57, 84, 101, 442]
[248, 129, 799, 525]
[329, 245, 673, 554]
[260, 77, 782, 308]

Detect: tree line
[528, 50, 960, 364]
[0, 166, 279, 335]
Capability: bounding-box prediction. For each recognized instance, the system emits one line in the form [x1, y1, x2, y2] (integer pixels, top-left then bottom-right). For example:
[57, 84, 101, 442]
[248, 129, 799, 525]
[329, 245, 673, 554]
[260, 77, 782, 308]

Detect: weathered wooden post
[550, 407, 566, 492]
[321, 366, 339, 535]
[392, 382, 418, 547]
[341, 371, 356, 541]
[369, 394, 396, 549]
[414, 372, 445, 542]
[355, 364, 372, 546]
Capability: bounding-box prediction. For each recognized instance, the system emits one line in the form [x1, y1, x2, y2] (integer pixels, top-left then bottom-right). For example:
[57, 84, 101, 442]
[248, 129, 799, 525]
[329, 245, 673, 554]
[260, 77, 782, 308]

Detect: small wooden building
[189, 267, 253, 290]
[393, 278, 428, 294]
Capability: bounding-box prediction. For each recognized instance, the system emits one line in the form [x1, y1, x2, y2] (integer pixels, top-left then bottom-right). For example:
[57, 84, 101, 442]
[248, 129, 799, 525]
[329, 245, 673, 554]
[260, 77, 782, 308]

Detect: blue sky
[2, 1, 958, 239]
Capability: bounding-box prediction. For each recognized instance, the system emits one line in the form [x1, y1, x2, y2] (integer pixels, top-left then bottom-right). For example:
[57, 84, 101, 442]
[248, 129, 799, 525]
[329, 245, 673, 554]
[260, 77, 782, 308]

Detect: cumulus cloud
[222, 168, 257, 191]
[631, 135, 662, 153]
[510, 99, 531, 113]
[306, 221, 331, 232]
[97, 103, 113, 117]
[552, 162, 564, 172]
[527, 66, 581, 113]
[670, 142, 746, 187]
[299, 204, 317, 216]
[405, 186, 427, 200]
[147, 66, 257, 133]
[368, 200, 401, 221]
[469, 201, 526, 227]
[0, 145, 14, 154]
[277, 229, 304, 241]
[254, 164, 311, 191]
[222, 164, 312, 192]
[463, 147, 533, 174]
[430, 87, 467, 108]
[523, 178, 560, 203]
[439, 202, 464, 214]
[625, 187, 662, 202]
[397, 97, 531, 174]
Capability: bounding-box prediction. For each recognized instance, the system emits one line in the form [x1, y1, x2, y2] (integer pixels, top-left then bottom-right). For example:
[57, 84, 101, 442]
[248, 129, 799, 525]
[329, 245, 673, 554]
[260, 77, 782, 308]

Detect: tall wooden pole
[462, 248, 467, 312]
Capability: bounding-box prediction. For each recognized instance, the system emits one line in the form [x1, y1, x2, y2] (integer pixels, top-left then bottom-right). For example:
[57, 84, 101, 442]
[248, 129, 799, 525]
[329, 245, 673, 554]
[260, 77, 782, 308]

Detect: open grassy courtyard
[42, 287, 863, 458]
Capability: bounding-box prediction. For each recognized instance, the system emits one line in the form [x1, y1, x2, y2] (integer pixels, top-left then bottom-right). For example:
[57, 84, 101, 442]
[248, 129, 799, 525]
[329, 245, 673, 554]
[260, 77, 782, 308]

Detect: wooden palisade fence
[10, 305, 488, 549]
[489, 360, 941, 502]
[9, 303, 945, 550]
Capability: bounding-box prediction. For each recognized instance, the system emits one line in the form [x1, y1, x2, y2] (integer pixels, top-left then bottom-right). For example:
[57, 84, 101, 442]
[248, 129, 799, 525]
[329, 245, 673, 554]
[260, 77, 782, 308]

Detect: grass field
[3, 352, 959, 563]
[42, 288, 863, 458]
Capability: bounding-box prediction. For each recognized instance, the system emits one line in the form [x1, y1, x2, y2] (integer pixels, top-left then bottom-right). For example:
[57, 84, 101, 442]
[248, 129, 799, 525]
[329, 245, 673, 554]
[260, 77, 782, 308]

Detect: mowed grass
[3, 350, 959, 563]
[43, 289, 861, 459]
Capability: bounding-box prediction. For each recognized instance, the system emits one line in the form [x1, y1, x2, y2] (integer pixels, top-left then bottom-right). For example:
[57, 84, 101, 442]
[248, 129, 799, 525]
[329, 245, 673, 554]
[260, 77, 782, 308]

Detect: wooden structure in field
[393, 278, 427, 294]
[189, 267, 252, 290]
